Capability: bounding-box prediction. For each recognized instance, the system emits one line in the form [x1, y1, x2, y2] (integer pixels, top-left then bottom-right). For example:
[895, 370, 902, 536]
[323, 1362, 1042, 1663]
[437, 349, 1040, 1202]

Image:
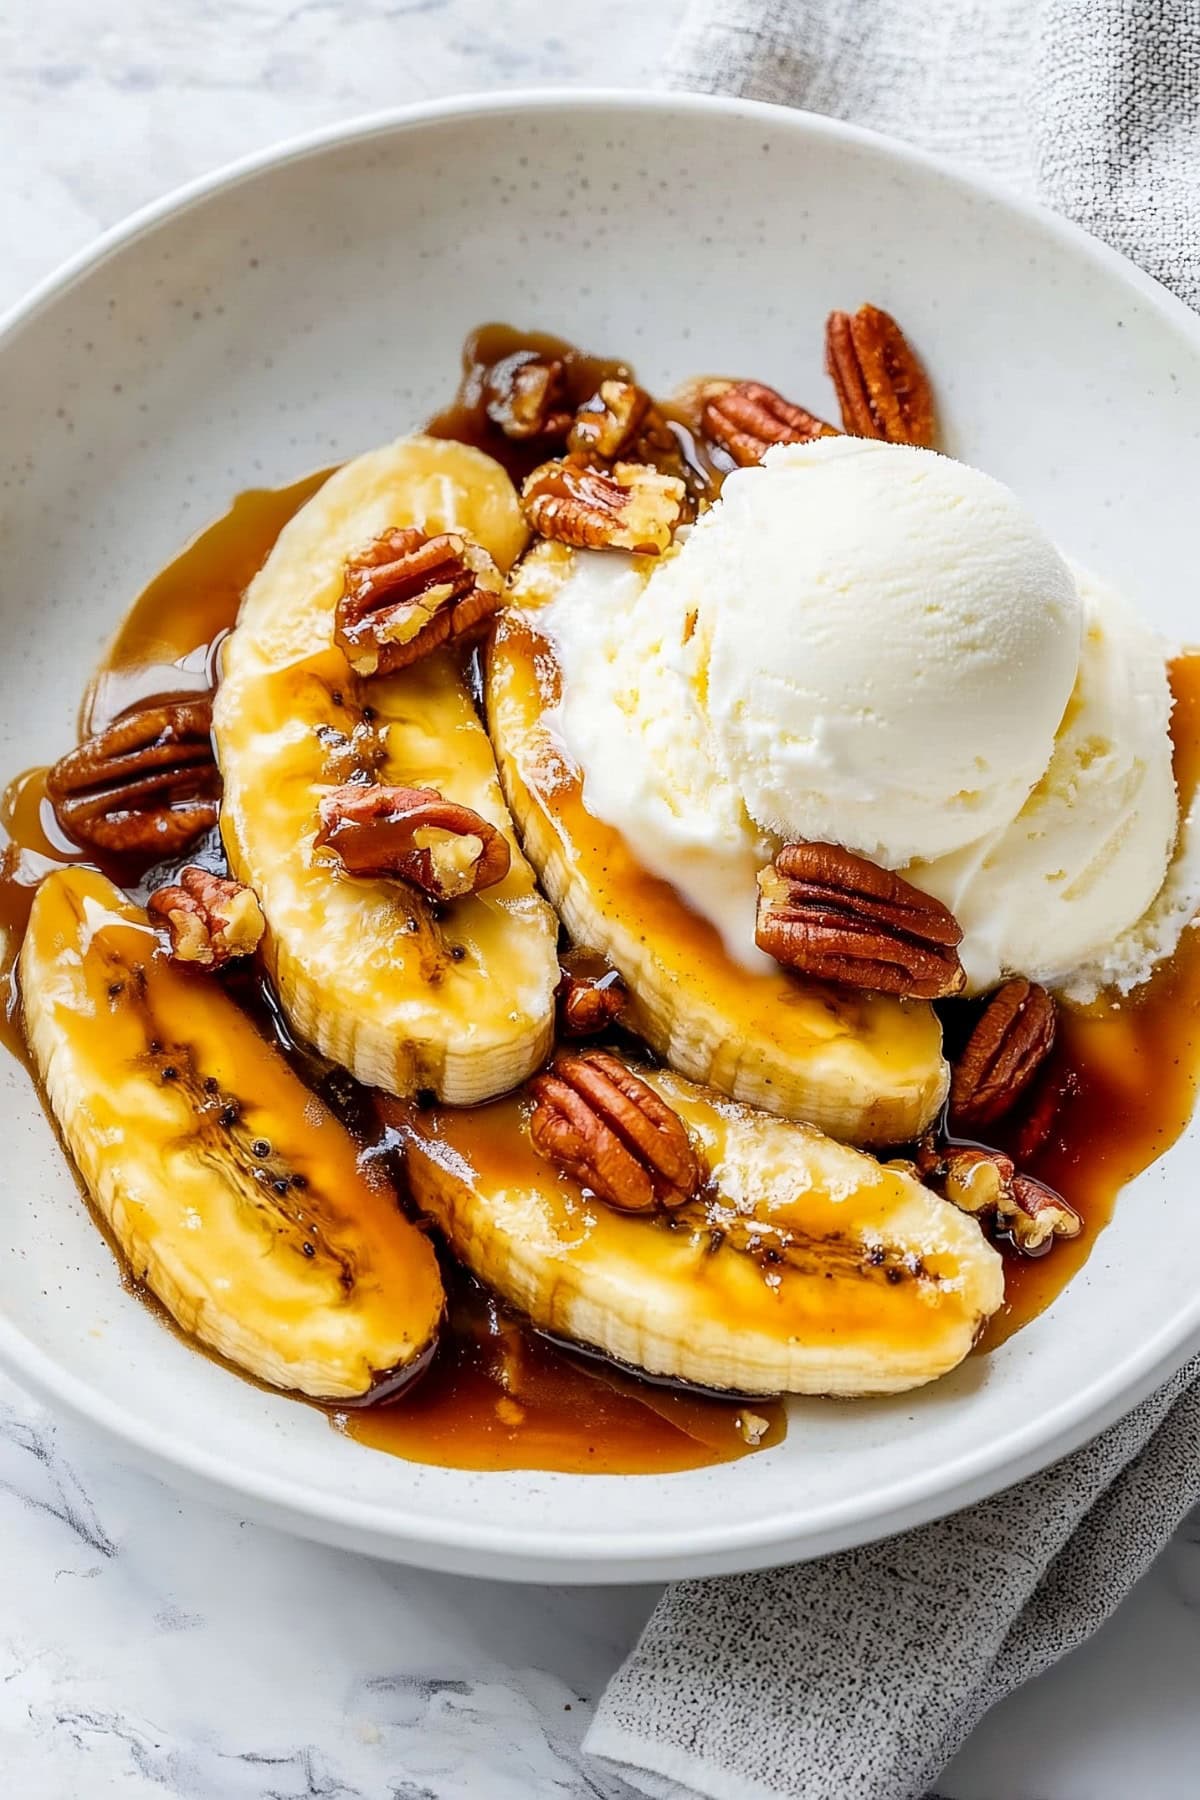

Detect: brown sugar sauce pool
[2, 325, 1199, 1467]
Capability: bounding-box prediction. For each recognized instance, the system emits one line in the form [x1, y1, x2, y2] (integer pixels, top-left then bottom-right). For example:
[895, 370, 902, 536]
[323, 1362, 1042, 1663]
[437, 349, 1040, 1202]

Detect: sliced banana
[395, 1062, 1003, 1397]
[213, 435, 560, 1105]
[20, 868, 444, 1401]
[486, 558, 949, 1143]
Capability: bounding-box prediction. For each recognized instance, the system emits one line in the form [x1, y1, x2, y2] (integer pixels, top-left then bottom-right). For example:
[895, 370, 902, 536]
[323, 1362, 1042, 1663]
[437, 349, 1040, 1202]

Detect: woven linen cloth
[660, 0, 1200, 307]
[585, 6, 1200, 1797]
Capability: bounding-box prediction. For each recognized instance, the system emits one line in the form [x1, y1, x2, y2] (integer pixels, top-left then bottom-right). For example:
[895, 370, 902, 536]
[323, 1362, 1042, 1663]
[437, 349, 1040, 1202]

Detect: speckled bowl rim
[3, 88, 1199, 1581]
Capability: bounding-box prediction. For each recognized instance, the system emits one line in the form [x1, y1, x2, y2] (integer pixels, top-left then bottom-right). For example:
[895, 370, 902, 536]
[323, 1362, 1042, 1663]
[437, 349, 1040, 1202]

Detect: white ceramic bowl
[3, 92, 1199, 1582]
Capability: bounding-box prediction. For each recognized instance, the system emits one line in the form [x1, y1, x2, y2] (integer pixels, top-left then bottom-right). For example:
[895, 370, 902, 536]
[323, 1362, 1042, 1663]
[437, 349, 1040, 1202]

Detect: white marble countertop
[3, 4, 1199, 1795]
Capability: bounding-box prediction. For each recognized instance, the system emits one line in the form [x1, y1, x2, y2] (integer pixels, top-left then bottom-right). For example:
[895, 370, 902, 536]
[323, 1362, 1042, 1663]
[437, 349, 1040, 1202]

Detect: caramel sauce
[427, 321, 722, 505]
[338, 1263, 783, 1473]
[82, 471, 331, 735]
[3, 321, 1200, 1472]
[2, 473, 328, 1064]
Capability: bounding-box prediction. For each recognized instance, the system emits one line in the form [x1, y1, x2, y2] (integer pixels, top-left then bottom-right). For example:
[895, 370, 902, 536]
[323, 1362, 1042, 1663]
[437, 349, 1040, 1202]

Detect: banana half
[486, 558, 949, 1144]
[394, 1063, 1004, 1397]
[213, 436, 560, 1105]
[20, 868, 444, 1401]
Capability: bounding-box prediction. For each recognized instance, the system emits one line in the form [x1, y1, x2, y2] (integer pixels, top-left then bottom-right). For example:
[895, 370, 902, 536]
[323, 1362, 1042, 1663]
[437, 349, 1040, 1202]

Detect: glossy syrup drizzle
[3, 325, 1200, 1472]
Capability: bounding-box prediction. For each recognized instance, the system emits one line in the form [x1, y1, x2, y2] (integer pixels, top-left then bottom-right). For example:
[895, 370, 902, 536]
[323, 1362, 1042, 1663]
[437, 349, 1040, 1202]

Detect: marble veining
[2, 3, 1199, 1796]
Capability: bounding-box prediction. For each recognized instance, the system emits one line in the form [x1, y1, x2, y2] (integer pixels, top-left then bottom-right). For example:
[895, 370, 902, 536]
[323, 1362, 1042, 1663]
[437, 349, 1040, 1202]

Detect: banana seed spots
[107, 943, 356, 1285]
[677, 1199, 938, 1290]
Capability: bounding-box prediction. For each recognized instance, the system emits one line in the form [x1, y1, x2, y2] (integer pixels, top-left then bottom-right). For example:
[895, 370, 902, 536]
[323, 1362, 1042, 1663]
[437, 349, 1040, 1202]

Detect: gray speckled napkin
[585, 6, 1200, 1797]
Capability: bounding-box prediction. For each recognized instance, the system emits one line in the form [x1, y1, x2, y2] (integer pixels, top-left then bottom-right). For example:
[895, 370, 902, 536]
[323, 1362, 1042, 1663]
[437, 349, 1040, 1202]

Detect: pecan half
[335, 529, 503, 677]
[756, 843, 965, 999]
[529, 1051, 705, 1214]
[46, 699, 220, 858]
[521, 459, 685, 555]
[557, 959, 628, 1037]
[315, 783, 510, 900]
[568, 380, 654, 461]
[950, 979, 1057, 1133]
[147, 866, 264, 969]
[702, 380, 838, 467]
[484, 351, 572, 440]
[825, 305, 936, 447]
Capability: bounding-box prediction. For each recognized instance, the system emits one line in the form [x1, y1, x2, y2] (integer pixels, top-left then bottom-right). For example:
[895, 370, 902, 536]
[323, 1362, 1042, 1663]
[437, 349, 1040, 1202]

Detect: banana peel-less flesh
[20, 868, 444, 1401]
[213, 436, 560, 1105]
[395, 1060, 1003, 1397]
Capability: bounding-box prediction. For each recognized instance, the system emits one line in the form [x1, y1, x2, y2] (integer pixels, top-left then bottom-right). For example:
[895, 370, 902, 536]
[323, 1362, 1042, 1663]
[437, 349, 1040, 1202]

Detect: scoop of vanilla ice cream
[537, 439, 1185, 995]
[910, 566, 1180, 993]
[681, 437, 1082, 866]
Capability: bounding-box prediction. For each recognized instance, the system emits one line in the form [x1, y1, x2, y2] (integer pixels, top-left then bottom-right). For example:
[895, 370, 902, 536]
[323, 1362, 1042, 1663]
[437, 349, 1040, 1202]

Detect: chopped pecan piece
[315, 783, 510, 900]
[756, 843, 965, 999]
[147, 866, 264, 969]
[917, 1137, 1080, 1254]
[568, 380, 654, 461]
[521, 459, 685, 555]
[529, 1050, 705, 1214]
[335, 528, 503, 677]
[1003, 1172, 1082, 1254]
[46, 699, 220, 858]
[825, 304, 936, 447]
[483, 351, 572, 440]
[557, 958, 628, 1037]
[702, 380, 838, 467]
[950, 979, 1057, 1133]
[917, 1139, 1016, 1216]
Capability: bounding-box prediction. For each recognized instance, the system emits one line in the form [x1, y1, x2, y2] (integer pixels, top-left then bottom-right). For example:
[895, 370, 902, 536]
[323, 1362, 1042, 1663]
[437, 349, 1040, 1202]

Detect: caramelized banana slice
[486, 562, 949, 1143]
[392, 1061, 1003, 1398]
[20, 868, 443, 1401]
[214, 436, 560, 1105]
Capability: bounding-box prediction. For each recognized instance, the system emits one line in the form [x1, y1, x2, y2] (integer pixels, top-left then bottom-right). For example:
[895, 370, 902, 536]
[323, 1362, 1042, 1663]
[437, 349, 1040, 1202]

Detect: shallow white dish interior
[2, 92, 1199, 1582]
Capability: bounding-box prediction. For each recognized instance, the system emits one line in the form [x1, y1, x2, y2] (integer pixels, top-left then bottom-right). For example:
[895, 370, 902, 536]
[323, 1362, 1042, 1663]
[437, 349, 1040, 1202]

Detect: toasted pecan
[557, 958, 628, 1038]
[1004, 1172, 1082, 1254]
[756, 842, 965, 999]
[147, 866, 264, 969]
[529, 1051, 704, 1214]
[46, 699, 220, 858]
[825, 305, 936, 447]
[484, 351, 572, 440]
[315, 783, 510, 900]
[950, 980, 1057, 1133]
[917, 1136, 1080, 1254]
[521, 459, 685, 555]
[335, 528, 503, 677]
[568, 380, 655, 462]
[702, 379, 838, 467]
